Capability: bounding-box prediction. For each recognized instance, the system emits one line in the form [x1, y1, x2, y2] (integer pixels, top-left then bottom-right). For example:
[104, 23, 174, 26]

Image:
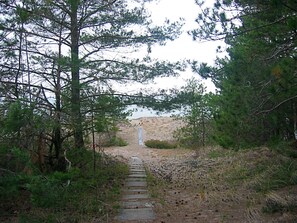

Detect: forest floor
[104, 117, 297, 223]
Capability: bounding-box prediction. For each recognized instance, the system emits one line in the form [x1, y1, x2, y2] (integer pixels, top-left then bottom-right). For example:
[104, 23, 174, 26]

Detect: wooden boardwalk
[115, 156, 155, 222]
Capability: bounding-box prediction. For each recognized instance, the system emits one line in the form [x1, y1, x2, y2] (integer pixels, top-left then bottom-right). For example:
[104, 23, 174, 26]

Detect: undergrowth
[145, 139, 177, 149]
[0, 149, 129, 222]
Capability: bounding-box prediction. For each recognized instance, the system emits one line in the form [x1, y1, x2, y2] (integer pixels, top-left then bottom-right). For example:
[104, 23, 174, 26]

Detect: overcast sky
[127, 0, 225, 118]
[148, 0, 220, 64]
[146, 0, 221, 94]
[124, 0, 224, 93]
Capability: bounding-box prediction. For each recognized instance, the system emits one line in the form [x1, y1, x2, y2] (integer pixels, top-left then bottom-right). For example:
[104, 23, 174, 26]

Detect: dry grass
[106, 117, 297, 222]
[145, 146, 297, 222]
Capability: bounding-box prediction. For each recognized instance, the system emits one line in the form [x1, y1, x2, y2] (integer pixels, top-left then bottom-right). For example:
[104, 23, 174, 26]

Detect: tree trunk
[70, 0, 84, 149]
[37, 132, 46, 172]
[15, 23, 23, 99]
[53, 18, 65, 161]
[202, 109, 206, 147]
[293, 102, 297, 140]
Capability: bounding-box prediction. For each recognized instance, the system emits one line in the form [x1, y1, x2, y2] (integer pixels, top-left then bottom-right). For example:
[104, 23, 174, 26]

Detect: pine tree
[192, 0, 297, 147]
[0, 0, 184, 160]
[174, 78, 212, 148]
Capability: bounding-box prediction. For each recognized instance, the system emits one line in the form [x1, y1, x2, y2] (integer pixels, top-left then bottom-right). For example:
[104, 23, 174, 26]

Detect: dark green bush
[0, 147, 33, 201]
[27, 168, 80, 208]
[144, 139, 177, 149]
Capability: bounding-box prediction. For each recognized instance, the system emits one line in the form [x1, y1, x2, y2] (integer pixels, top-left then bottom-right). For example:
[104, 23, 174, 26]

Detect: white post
[138, 127, 143, 146]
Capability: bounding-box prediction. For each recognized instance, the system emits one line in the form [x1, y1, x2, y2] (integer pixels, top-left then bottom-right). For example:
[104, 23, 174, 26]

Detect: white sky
[120, 0, 224, 93]
[147, 0, 220, 63]
[126, 0, 225, 118]
[147, 0, 224, 91]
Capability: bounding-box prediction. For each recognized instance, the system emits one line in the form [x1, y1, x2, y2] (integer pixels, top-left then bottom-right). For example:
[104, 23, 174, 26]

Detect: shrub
[104, 137, 128, 147]
[144, 139, 177, 149]
[27, 168, 80, 208]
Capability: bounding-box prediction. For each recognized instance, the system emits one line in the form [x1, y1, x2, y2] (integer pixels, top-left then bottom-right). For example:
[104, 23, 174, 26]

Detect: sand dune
[117, 117, 184, 145]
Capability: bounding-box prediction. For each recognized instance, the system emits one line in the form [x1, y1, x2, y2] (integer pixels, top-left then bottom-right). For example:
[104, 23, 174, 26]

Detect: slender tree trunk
[202, 109, 206, 147]
[25, 32, 31, 103]
[70, 0, 84, 149]
[293, 102, 297, 140]
[91, 97, 96, 172]
[15, 23, 23, 99]
[53, 15, 65, 161]
[37, 132, 46, 172]
[54, 96, 62, 158]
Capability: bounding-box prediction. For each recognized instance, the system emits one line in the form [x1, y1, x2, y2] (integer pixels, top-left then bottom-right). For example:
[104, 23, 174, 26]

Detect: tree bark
[293, 102, 297, 140]
[70, 0, 84, 149]
[53, 13, 66, 161]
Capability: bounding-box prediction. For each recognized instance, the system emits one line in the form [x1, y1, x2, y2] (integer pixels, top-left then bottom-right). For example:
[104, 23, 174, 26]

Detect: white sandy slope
[117, 117, 184, 145]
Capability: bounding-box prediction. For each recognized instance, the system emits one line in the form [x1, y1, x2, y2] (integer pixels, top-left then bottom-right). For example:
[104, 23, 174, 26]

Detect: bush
[104, 136, 128, 147]
[0, 147, 33, 201]
[144, 139, 177, 149]
[0, 173, 28, 201]
[111, 137, 128, 147]
[27, 168, 80, 208]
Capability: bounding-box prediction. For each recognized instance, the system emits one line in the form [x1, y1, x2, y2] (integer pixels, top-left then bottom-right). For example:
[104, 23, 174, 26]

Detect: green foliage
[3, 101, 32, 133]
[0, 173, 28, 201]
[104, 137, 128, 147]
[174, 78, 213, 148]
[191, 0, 297, 149]
[0, 146, 32, 172]
[0, 148, 129, 222]
[0, 146, 34, 202]
[25, 168, 83, 208]
[145, 139, 177, 149]
[19, 214, 57, 223]
[65, 146, 92, 168]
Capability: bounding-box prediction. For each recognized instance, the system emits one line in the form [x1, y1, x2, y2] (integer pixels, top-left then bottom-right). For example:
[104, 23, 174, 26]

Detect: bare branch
[256, 95, 297, 115]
